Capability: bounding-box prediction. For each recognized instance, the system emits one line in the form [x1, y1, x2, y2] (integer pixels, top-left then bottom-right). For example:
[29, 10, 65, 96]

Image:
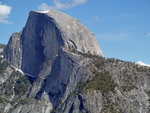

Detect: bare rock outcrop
[1, 10, 150, 113]
[4, 10, 104, 77]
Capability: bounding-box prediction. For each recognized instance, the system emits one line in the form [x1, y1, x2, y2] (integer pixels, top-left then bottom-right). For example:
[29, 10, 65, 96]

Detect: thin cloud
[38, 0, 87, 11]
[98, 32, 129, 41]
[146, 33, 150, 37]
[0, 2, 12, 24]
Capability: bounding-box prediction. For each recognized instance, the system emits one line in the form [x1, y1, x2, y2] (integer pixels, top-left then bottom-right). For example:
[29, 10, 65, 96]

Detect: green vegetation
[14, 75, 31, 95]
[135, 65, 150, 72]
[3, 83, 13, 96]
[121, 85, 136, 92]
[50, 109, 58, 113]
[0, 60, 9, 74]
[77, 51, 99, 59]
[8, 98, 36, 113]
[121, 74, 137, 92]
[101, 101, 122, 113]
[74, 51, 145, 94]
[83, 70, 116, 92]
[94, 60, 105, 69]
[72, 82, 86, 95]
[71, 49, 103, 59]
[73, 70, 117, 95]
[0, 44, 6, 49]
[76, 51, 107, 70]
[2, 71, 21, 96]
[0, 96, 5, 103]
[10, 71, 20, 79]
[16, 98, 36, 105]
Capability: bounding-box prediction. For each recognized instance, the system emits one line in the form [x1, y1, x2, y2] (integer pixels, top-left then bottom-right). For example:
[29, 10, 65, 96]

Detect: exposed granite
[1, 10, 150, 113]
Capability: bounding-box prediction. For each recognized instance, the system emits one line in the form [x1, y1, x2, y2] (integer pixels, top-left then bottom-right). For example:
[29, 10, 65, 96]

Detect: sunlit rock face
[2, 10, 150, 113]
[3, 10, 104, 112]
[4, 10, 104, 77]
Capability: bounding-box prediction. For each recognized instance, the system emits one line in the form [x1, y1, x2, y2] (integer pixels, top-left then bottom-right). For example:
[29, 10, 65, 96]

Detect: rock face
[4, 10, 104, 77]
[4, 33, 22, 69]
[1, 10, 150, 113]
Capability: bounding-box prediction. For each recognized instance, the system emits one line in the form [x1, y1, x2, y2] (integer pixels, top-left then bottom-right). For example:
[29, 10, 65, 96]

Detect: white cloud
[98, 32, 129, 41]
[146, 33, 150, 37]
[38, 0, 87, 11]
[0, 2, 12, 24]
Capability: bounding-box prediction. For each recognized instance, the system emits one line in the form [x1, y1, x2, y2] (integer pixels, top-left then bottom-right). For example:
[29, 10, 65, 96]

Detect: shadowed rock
[4, 10, 104, 77]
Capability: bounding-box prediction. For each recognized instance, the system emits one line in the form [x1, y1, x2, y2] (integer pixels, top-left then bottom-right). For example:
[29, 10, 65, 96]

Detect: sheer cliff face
[1, 10, 150, 113]
[4, 33, 22, 69]
[3, 10, 104, 112]
[21, 12, 63, 76]
[4, 10, 104, 76]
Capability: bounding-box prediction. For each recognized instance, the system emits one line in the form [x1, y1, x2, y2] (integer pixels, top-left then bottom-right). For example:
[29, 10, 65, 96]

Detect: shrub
[101, 101, 122, 113]
[0, 44, 6, 49]
[14, 75, 31, 95]
[50, 109, 58, 113]
[0, 60, 9, 74]
[3, 83, 13, 96]
[0, 96, 5, 103]
[84, 70, 116, 92]
[121, 74, 137, 92]
[10, 71, 20, 79]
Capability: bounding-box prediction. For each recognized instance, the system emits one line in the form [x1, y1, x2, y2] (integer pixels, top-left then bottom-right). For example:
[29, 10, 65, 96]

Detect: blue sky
[0, 0, 150, 64]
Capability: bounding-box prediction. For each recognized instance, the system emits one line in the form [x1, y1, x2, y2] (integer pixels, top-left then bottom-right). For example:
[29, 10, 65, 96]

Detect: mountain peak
[29, 10, 104, 56]
[1, 10, 150, 113]
[4, 10, 104, 76]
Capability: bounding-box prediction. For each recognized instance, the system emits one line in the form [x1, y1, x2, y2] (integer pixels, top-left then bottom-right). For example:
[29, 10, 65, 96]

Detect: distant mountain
[136, 61, 150, 67]
[0, 10, 150, 113]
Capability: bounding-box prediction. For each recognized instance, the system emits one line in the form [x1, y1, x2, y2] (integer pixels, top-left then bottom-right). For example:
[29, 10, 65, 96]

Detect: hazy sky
[0, 0, 150, 64]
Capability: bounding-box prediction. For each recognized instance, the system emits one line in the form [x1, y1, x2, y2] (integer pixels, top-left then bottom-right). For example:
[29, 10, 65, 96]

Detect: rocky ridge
[4, 10, 104, 75]
[0, 10, 150, 113]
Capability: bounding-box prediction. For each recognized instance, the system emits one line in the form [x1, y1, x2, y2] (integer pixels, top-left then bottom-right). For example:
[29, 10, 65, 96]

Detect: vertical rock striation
[4, 32, 22, 69]
[4, 10, 104, 77]
[3, 10, 104, 112]
[2, 10, 150, 113]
